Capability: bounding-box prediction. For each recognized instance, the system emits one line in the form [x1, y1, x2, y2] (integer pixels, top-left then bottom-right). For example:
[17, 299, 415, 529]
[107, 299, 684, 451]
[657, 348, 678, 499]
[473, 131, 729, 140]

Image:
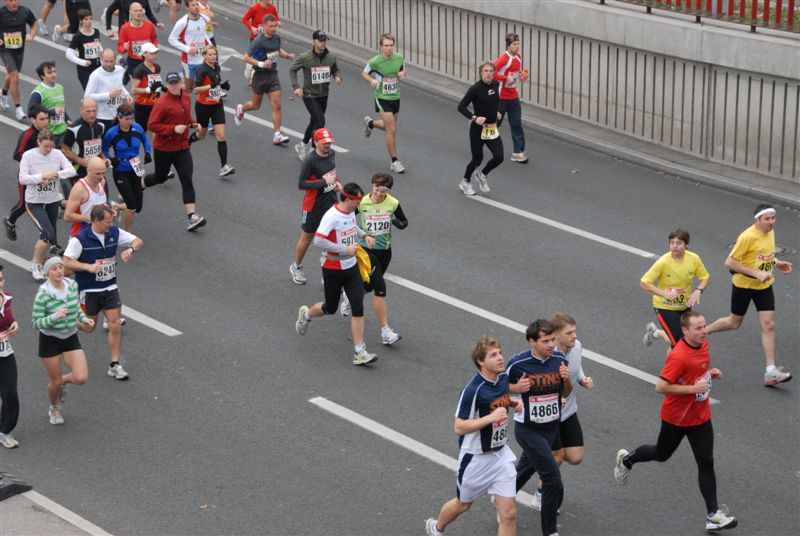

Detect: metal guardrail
[273, 0, 799, 180]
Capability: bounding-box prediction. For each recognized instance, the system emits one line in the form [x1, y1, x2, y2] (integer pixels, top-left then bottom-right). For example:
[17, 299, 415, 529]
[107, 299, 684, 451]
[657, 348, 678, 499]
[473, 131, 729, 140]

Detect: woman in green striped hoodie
[31, 256, 94, 426]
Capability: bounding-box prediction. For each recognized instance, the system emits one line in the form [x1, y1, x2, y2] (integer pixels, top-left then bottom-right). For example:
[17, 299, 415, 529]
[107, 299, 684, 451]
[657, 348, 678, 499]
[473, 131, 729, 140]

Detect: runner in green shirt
[28, 61, 69, 144]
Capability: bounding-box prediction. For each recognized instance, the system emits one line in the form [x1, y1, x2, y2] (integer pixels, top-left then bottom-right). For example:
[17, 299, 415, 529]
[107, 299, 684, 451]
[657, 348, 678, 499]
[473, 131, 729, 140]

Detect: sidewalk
[0, 491, 110, 536]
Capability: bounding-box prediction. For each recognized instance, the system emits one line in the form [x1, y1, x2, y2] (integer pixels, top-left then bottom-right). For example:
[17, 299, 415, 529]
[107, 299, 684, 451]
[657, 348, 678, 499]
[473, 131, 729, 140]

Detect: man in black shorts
[290, 127, 339, 285]
[63, 204, 143, 380]
[0, 0, 37, 121]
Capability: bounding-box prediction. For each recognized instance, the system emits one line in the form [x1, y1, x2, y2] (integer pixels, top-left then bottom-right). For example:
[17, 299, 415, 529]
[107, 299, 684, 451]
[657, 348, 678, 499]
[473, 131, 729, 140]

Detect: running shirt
[316, 206, 360, 270]
[659, 338, 713, 427]
[132, 62, 162, 106]
[493, 51, 523, 100]
[298, 150, 338, 214]
[242, 2, 280, 39]
[84, 65, 130, 121]
[194, 62, 223, 105]
[358, 193, 399, 250]
[507, 349, 568, 428]
[557, 341, 586, 421]
[65, 226, 137, 293]
[0, 293, 15, 358]
[62, 118, 105, 177]
[169, 14, 212, 66]
[0, 5, 36, 52]
[364, 52, 404, 100]
[69, 178, 107, 237]
[641, 251, 710, 310]
[18, 148, 74, 204]
[455, 372, 513, 454]
[729, 224, 777, 290]
[12, 126, 40, 162]
[67, 30, 103, 69]
[457, 80, 501, 126]
[117, 20, 158, 61]
[29, 83, 68, 137]
[247, 33, 281, 74]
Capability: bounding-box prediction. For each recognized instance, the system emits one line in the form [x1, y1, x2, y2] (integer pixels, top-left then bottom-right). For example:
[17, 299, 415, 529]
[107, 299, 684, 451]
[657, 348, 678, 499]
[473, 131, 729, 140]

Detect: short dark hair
[262, 13, 277, 24]
[36, 61, 56, 80]
[28, 104, 49, 119]
[680, 310, 703, 329]
[90, 204, 114, 222]
[526, 319, 555, 342]
[505, 33, 519, 46]
[471, 336, 501, 369]
[550, 313, 576, 332]
[340, 182, 365, 201]
[668, 228, 690, 245]
[754, 203, 774, 216]
[371, 172, 393, 189]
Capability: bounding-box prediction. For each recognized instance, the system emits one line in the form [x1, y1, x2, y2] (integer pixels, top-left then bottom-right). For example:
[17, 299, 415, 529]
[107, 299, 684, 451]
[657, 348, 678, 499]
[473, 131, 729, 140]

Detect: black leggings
[7, 184, 26, 224]
[627, 419, 718, 514]
[0, 354, 19, 435]
[322, 266, 364, 317]
[464, 124, 504, 180]
[113, 169, 144, 213]
[148, 149, 196, 204]
[302, 96, 328, 144]
[134, 104, 153, 133]
[27, 201, 60, 245]
[76, 64, 94, 90]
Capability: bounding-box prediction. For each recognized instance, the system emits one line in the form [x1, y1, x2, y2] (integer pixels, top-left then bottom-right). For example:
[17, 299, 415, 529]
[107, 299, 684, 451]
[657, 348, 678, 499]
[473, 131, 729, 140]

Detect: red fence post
[789, 0, 795, 27]
[740, 0, 746, 19]
[716, 0, 723, 16]
[752, 0, 759, 23]
[727, 0, 734, 19]
[777, 0, 783, 24]
[763, 0, 770, 25]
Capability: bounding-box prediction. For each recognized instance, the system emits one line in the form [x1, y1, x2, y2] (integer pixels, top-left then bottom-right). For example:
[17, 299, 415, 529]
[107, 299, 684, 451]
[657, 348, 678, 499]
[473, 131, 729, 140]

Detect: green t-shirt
[364, 52, 404, 101]
[358, 193, 399, 250]
[32, 82, 67, 136]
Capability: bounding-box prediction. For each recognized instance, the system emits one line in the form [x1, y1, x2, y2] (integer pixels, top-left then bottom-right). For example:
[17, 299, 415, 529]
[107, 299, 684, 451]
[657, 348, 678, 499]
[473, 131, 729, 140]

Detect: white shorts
[456, 445, 517, 504]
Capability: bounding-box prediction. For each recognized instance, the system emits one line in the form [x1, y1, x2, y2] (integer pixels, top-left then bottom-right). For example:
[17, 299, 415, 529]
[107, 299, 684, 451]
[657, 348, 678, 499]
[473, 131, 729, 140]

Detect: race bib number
[505, 71, 519, 88]
[208, 87, 223, 100]
[131, 40, 148, 57]
[107, 95, 124, 108]
[311, 66, 331, 84]
[481, 125, 499, 140]
[0, 333, 12, 357]
[340, 227, 359, 246]
[381, 77, 398, 95]
[266, 51, 279, 62]
[84, 41, 102, 59]
[129, 155, 145, 178]
[365, 213, 391, 236]
[490, 420, 508, 449]
[756, 253, 776, 272]
[695, 372, 712, 402]
[2, 31, 23, 49]
[36, 179, 58, 194]
[83, 138, 102, 158]
[322, 169, 338, 193]
[95, 258, 117, 282]
[528, 393, 559, 424]
[52, 112, 65, 125]
[191, 42, 207, 55]
[663, 287, 687, 305]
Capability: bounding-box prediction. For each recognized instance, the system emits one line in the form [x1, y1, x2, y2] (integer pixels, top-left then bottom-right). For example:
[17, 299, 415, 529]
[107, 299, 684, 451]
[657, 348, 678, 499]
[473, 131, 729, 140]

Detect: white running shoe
[381, 326, 401, 346]
[425, 518, 442, 536]
[187, 213, 206, 231]
[706, 505, 737, 531]
[51, 24, 61, 42]
[31, 263, 45, 281]
[362, 116, 372, 138]
[532, 489, 542, 511]
[102, 317, 127, 330]
[339, 292, 351, 317]
[643, 322, 658, 347]
[289, 262, 307, 285]
[234, 104, 244, 126]
[0, 432, 18, 448]
[108, 363, 129, 380]
[38, 19, 48, 36]
[472, 169, 490, 193]
[294, 141, 309, 161]
[273, 131, 290, 145]
[295, 305, 310, 335]
[458, 179, 476, 196]
[510, 152, 529, 163]
[353, 351, 378, 366]
[614, 449, 631, 485]
[49, 406, 64, 425]
[390, 160, 405, 173]
[219, 164, 235, 177]
[0, 94, 10, 110]
[764, 366, 792, 386]
[15, 107, 27, 121]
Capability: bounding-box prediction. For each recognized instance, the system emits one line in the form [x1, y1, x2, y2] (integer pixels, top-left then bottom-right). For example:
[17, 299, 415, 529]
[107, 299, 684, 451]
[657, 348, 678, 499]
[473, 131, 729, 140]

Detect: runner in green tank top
[361, 33, 407, 174]
[28, 61, 68, 142]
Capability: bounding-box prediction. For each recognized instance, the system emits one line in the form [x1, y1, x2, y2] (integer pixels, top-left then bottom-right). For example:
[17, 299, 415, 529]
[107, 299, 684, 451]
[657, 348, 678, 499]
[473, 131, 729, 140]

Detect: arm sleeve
[457, 86, 475, 119]
[147, 102, 172, 137]
[116, 26, 127, 53]
[65, 47, 85, 66]
[241, 6, 255, 31]
[102, 130, 113, 158]
[641, 258, 663, 285]
[116, 229, 138, 248]
[57, 151, 78, 180]
[455, 388, 474, 420]
[297, 160, 323, 190]
[493, 55, 508, 81]
[28, 91, 43, 110]
[391, 203, 408, 229]
[313, 235, 348, 254]
[288, 54, 303, 89]
[84, 75, 110, 102]
[63, 236, 83, 260]
[31, 291, 57, 330]
[168, 18, 190, 53]
[18, 153, 42, 185]
[695, 256, 710, 282]
[331, 59, 341, 79]
[12, 130, 31, 162]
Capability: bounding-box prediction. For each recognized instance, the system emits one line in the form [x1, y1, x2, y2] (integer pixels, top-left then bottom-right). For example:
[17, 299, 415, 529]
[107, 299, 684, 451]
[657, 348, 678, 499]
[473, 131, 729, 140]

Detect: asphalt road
[0, 2, 798, 535]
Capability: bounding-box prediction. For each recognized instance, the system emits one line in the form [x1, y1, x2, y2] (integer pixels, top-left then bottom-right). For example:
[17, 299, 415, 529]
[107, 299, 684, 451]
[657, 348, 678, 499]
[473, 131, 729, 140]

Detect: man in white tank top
[65, 156, 107, 237]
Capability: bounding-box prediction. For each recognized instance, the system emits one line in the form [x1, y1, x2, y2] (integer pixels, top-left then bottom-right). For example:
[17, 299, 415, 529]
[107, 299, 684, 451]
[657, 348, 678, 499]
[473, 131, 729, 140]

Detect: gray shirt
[558, 340, 587, 420]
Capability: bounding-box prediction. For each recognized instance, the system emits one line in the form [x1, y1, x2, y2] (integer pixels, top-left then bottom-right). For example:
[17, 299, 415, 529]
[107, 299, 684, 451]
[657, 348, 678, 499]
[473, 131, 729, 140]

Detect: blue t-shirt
[507, 349, 568, 428]
[247, 33, 281, 73]
[455, 372, 512, 454]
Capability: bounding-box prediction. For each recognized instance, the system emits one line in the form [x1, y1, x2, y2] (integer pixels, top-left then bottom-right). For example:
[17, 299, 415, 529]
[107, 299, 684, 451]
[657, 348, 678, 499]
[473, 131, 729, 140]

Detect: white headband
[42, 256, 63, 274]
[754, 208, 776, 219]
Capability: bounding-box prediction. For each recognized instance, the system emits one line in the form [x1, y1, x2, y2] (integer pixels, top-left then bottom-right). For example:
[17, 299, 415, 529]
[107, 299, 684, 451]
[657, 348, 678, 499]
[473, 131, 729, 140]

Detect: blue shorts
[182, 62, 201, 81]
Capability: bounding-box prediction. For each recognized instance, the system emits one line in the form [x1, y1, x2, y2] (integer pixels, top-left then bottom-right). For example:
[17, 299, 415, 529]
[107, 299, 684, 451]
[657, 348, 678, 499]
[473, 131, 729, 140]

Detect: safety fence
[271, 0, 800, 180]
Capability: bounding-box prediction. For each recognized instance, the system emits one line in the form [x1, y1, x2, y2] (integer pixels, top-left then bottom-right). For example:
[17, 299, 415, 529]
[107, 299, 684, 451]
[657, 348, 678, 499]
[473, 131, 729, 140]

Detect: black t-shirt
[62, 119, 106, 177]
[457, 80, 501, 123]
[0, 5, 36, 53]
[69, 29, 103, 69]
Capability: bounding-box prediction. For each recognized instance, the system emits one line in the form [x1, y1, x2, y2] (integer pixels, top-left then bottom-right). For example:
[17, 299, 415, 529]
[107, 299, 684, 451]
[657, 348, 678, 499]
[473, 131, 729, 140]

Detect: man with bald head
[62, 98, 108, 194]
[117, 2, 158, 84]
[64, 155, 107, 237]
[84, 48, 131, 130]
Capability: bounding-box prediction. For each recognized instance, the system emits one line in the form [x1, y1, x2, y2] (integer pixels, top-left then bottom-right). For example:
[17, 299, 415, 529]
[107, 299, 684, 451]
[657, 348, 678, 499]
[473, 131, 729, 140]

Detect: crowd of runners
[0, 1, 795, 535]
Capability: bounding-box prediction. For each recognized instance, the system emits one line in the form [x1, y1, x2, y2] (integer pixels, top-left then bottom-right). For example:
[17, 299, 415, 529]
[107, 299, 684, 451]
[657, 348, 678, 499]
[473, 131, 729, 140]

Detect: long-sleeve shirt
[103, 123, 151, 173]
[289, 48, 340, 98]
[241, 3, 279, 39]
[84, 66, 130, 120]
[32, 278, 89, 339]
[18, 148, 75, 204]
[117, 20, 158, 60]
[458, 80, 501, 123]
[147, 90, 193, 152]
[12, 126, 40, 162]
[168, 14, 212, 65]
[105, 0, 159, 30]
[0, 292, 15, 358]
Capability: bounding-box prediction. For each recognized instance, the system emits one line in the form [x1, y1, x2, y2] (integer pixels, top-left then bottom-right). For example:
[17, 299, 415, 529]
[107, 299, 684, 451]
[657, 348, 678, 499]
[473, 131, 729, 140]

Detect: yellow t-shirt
[641, 251, 710, 310]
[729, 224, 775, 290]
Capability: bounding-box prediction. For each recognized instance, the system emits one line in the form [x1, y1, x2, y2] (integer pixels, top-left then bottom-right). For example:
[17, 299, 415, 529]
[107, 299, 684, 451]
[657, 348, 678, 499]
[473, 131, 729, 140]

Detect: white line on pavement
[0, 249, 183, 337]
[469, 197, 657, 259]
[0, 114, 27, 131]
[384, 273, 719, 403]
[23, 490, 113, 536]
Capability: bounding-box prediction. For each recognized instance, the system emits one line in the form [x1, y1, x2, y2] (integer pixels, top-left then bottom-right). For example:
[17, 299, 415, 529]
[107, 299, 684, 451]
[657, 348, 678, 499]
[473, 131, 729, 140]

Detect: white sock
[766, 365, 775, 374]
[354, 343, 366, 354]
[303, 312, 311, 321]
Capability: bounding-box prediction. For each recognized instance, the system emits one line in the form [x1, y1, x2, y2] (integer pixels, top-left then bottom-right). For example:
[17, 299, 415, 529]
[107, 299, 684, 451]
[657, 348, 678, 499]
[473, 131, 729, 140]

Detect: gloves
[144, 152, 152, 164]
[220, 80, 230, 91]
[110, 157, 120, 168]
[149, 80, 164, 93]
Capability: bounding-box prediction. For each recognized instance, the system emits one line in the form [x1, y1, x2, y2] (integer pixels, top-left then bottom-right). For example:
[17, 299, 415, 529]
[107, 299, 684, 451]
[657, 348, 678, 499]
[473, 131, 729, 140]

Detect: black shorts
[363, 250, 386, 297]
[322, 266, 364, 317]
[375, 98, 399, 114]
[195, 102, 225, 127]
[654, 308, 688, 347]
[301, 206, 327, 234]
[731, 284, 775, 316]
[0, 50, 24, 73]
[83, 289, 122, 316]
[552, 413, 584, 450]
[251, 71, 280, 95]
[365, 247, 392, 275]
[39, 332, 82, 358]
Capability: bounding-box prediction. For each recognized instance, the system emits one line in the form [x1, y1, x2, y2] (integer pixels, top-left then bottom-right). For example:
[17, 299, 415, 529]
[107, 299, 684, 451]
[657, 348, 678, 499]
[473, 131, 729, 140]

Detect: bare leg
[268, 90, 282, 133]
[294, 232, 314, 266]
[758, 310, 777, 367]
[433, 499, 472, 533]
[104, 307, 123, 362]
[373, 295, 388, 327]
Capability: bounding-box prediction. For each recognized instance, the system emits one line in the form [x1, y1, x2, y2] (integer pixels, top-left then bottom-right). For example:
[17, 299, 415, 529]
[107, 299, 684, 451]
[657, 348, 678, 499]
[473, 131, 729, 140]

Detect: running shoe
[381, 326, 401, 346]
[187, 213, 206, 231]
[166, 171, 175, 180]
[59, 384, 66, 404]
[51, 24, 61, 43]
[38, 19, 47, 36]
[31, 263, 45, 281]
[102, 317, 127, 330]
[294, 141, 309, 161]
[49, 406, 64, 425]
[390, 160, 405, 174]
[340, 292, 351, 317]
[643, 322, 658, 347]
[289, 262, 307, 285]
[219, 164, 236, 177]
[234, 104, 244, 126]
[15, 107, 27, 121]
[362, 116, 372, 138]
[425, 518, 442, 536]
[49, 244, 64, 257]
[295, 305, 310, 335]
[63, 33, 73, 42]
[614, 448, 631, 485]
[458, 179, 476, 196]
[705, 505, 737, 531]
[472, 169, 490, 193]
[353, 351, 378, 366]
[0, 432, 18, 448]
[3, 216, 16, 241]
[0, 94, 10, 110]
[532, 489, 542, 511]
[273, 131, 290, 145]
[764, 366, 792, 386]
[510, 152, 529, 163]
[108, 363, 129, 380]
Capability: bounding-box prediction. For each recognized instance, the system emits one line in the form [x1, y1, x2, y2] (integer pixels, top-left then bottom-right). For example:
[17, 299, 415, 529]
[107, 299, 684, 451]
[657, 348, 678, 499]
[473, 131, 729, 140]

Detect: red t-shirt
[493, 51, 523, 100]
[659, 338, 713, 427]
[242, 3, 280, 39]
[118, 21, 158, 60]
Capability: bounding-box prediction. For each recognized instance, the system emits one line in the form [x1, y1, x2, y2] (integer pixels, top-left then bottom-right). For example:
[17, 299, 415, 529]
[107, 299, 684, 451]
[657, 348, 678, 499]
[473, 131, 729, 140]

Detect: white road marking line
[222, 105, 349, 153]
[469, 196, 657, 259]
[384, 273, 719, 403]
[309, 396, 552, 512]
[23, 491, 113, 536]
[0, 114, 27, 131]
[0, 249, 183, 337]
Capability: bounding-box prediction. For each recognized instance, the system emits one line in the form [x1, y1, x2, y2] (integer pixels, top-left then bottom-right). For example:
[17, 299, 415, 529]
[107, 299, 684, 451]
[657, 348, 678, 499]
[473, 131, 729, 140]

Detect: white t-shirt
[84, 66, 130, 120]
[18, 148, 75, 204]
[315, 206, 361, 270]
